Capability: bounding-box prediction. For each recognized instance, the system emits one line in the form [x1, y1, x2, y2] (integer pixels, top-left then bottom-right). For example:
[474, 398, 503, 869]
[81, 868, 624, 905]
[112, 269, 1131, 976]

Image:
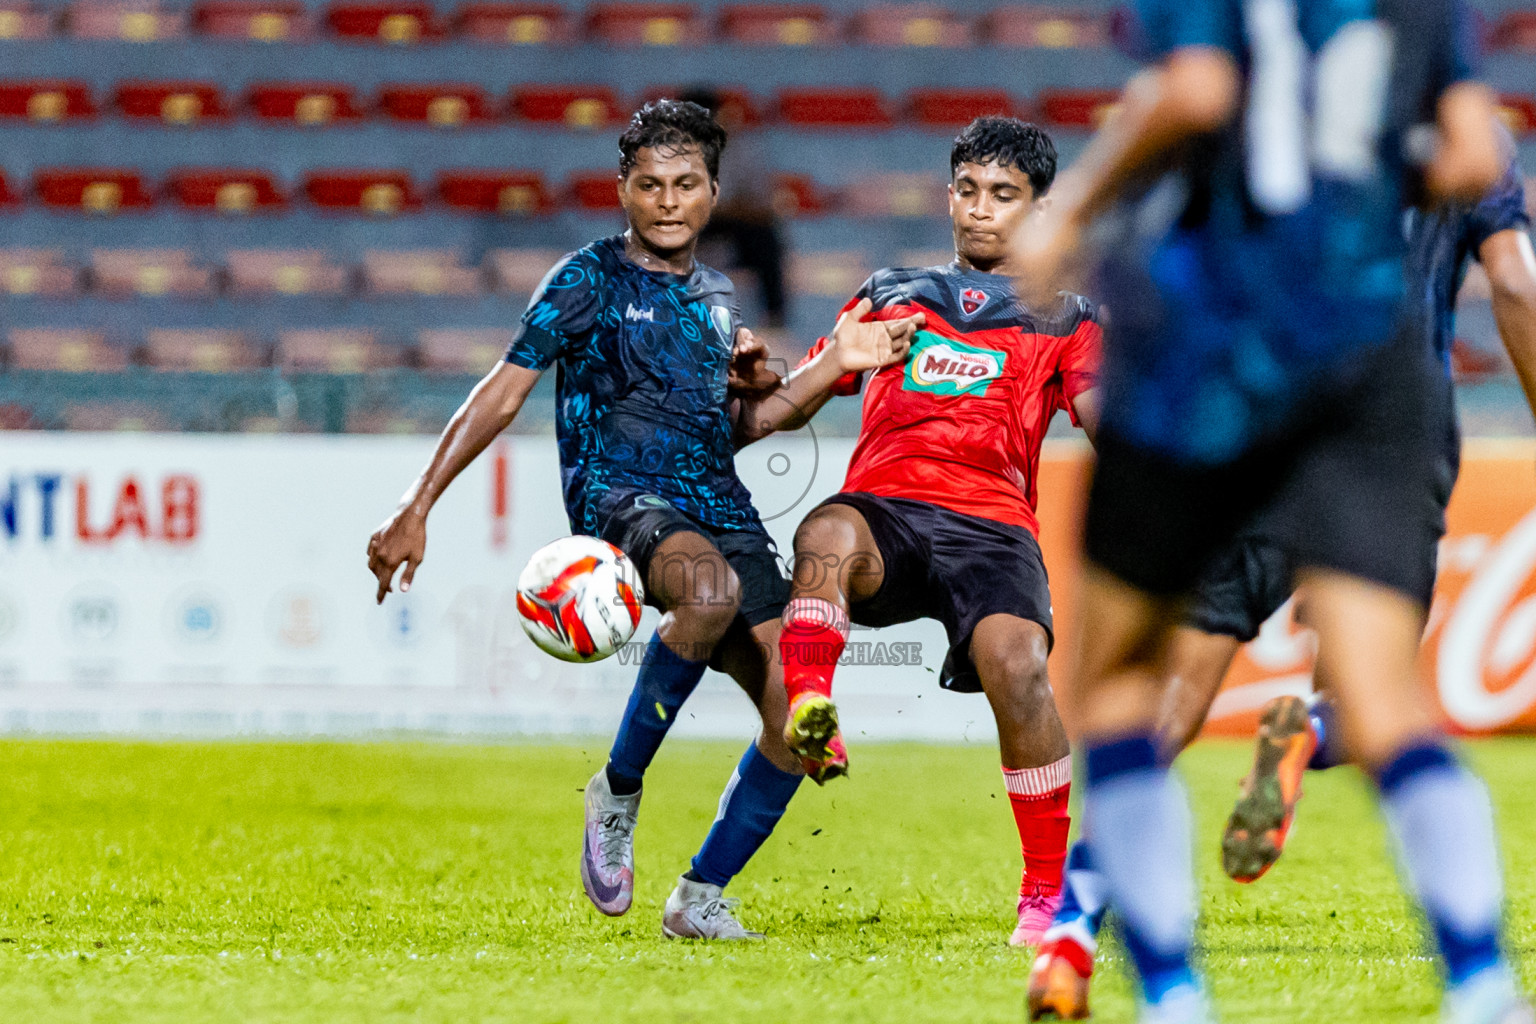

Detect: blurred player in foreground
[1010, 0, 1523, 1021]
[773, 117, 1101, 946]
[366, 100, 919, 940]
[1032, 132, 1536, 1018]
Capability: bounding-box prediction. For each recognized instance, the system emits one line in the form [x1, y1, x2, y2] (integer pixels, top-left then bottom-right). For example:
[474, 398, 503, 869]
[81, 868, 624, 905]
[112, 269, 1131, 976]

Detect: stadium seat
[568, 171, 622, 211]
[906, 88, 1016, 127]
[91, 249, 214, 298]
[642, 85, 761, 125]
[982, 6, 1109, 48]
[324, 0, 442, 43]
[165, 169, 286, 213]
[1489, 12, 1536, 53]
[303, 170, 422, 214]
[1497, 94, 1536, 137]
[719, 4, 833, 45]
[226, 248, 351, 296]
[771, 173, 832, 216]
[0, 3, 53, 40]
[848, 4, 972, 47]
[64, 401, 168, 429]
[35, 168, 155, 213]
[247, 83, 366, 125]
[8, 328, 125, 371]
[486, 247, 563, 292]
[584, 3, 705, 46]
[114, 81, 231, 126]
[842, 172, 944, 217]
[436, 170, 553, 214]
[362, 249, 481, 296]
[787, 250, 869, 298]
[776, 88, 892, 128]
[146, 329, 261, 371]
[418, 328, 514, 372]
[192, 0, 309, 40]
[0, 80, 96, 122]
[0, 249, 79, 296]
[68, 1, 185, 40]
[377, 84, 497, 127]
[0, 171, 20, 208]
[1038, 88, 1121, 128]
[509, 85, 625, 128]
[278, 328, 394, 372]
[456, 3, 574, 44]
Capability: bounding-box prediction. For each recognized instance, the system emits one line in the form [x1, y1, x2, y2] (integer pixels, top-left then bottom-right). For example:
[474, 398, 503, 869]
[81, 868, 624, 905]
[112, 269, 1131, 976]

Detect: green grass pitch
[0, 737, 1531, 1023]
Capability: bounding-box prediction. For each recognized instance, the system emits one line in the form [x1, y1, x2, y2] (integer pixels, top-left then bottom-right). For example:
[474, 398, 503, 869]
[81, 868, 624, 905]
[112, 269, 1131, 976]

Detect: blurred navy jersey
[504, 235, 765, 537]
[1406, 155, 1531, 373]
[1100, 0, 1478, 464]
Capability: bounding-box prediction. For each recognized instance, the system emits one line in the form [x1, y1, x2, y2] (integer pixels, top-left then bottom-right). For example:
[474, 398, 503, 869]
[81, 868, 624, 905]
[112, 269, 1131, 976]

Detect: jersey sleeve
[504, 249, 602, 371]
[1468, 158, 1530, 257]
[1132, 0, 1241, 59]
[1054, 305, 1104, 425]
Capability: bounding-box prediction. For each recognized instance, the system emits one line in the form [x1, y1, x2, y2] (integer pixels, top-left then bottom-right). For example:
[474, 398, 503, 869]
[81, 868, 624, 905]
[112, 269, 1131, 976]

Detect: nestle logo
[625, 304, 655, 322]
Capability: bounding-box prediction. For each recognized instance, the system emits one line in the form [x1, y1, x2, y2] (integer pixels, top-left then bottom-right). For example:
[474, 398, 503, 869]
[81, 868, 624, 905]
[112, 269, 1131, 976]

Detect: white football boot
[1444, 967, 1536, 1024]
[661, 876, 765, 940]
[580, 768, 639, 916]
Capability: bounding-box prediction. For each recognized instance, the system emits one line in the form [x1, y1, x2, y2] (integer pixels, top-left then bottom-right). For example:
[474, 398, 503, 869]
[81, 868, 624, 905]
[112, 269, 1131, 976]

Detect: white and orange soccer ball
[516, 536, 645, 663]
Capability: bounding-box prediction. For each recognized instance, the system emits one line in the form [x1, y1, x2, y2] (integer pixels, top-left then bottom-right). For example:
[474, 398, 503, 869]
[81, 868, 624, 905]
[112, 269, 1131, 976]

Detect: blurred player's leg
[1153, 627, 1243, 761]
[1302, 571, 1529, 1023]
[970, 613, 1072, 947]
[584, 530, 741, 916]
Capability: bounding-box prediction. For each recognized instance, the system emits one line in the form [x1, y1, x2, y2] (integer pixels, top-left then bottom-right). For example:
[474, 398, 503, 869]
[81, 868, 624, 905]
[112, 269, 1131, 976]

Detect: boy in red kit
[779, 117, 1100, 947]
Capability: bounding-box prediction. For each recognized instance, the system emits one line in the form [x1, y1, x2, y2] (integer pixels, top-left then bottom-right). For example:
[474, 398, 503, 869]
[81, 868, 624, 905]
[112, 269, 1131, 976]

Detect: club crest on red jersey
[959, 287, 989, 318]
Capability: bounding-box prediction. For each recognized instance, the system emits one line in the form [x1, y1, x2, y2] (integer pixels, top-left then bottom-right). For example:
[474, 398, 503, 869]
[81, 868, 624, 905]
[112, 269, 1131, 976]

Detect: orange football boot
[1221, 694, 1317, 883]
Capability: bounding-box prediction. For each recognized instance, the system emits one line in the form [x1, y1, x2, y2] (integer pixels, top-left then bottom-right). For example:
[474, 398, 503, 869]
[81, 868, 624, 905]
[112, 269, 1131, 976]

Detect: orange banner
[1034, 439, 1536, 737]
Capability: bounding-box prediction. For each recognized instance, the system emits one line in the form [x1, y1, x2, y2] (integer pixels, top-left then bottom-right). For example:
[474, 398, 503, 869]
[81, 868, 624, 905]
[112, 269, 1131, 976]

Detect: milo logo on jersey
[903, 331, 1005, 396]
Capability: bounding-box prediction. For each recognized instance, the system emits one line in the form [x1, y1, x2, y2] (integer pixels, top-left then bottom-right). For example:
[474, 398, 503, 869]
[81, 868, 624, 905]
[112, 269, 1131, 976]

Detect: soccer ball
[516, 536, 645, 663]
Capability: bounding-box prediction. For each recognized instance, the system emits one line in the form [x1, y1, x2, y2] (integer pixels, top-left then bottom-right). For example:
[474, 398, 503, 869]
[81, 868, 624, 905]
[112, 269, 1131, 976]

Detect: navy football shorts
[815, 491, 1053, 693]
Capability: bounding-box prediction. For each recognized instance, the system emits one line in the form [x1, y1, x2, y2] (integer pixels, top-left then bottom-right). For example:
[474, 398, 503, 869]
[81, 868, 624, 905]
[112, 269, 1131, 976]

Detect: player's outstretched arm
[733, 298, 923, 447]
[1482, 228, 1536, 423]
[367, 361, 542, 603]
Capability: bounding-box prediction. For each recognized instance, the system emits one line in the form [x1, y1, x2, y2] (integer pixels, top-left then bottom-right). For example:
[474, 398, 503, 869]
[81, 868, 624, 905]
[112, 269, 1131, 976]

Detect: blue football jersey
[1100, 0, 1478, 463]
[505, 235, 766, 536]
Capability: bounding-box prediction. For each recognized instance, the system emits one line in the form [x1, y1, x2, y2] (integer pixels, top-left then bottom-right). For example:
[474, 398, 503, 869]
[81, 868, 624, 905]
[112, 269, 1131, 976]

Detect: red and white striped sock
[780, 597, 850, 704]
[1003, 755, 1073, 895]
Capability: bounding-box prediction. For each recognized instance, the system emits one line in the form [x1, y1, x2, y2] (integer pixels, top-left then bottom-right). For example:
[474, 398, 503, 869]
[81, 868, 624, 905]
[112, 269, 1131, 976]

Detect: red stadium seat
[324, 0, 442, 43]
[9, 329, 124, 371]
[486, 247, 564, 292]
[68, 2, 186, 40]
[771, 173, 832, 216]
[165, 169, 286, 213]
[303, 169, 422, 214]
[642, 85, 761, 125]
[1497, 94, 1536, 137]
[436, 170, 553, 214]
[0, 80, 96, 122]
[92, 249, 214, 298]
[0, 171, 20, 208]
[0, 4, 54, 40]
[568, 171, 623, 211]
[906, 88, 1016, 127]
[509, 85, 625, 128]
[1489, 12, 1536, 53]
[1038, 88, 1121, 128]
[0, 249, 78, 296]
[377, 84, 497, 127]
[983, 6, 1109, 48]
[843, 172, 944, 218]
[776, 88, 892, 128]
[247, 83, 366, 125]
[35, 168, 154, 213]
[456, 3, 574, 43]
[719, 4, 833, 45]
[849, 4, 972, 47]
[146, 329, 261, 371]
[584, 3, 704, 46]
[361, 249, 481, 296]
[226, 249, 350, 296]
[115, 81, 231, 125]
[277, 329, 393, 372]
[418, 328, 515, 373]
[192, 1, 310, 41]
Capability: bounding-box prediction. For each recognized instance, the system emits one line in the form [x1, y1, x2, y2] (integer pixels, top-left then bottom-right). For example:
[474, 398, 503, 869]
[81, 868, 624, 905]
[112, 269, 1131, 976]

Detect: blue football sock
[1084, 735, 1197, 1004]
[1306, 694, 1346, 771]
[1053, 840, 1109, 940]
[605, 633, 709, 792]
[690, 741, 802, 888]
[1377, 741, 1507, 987]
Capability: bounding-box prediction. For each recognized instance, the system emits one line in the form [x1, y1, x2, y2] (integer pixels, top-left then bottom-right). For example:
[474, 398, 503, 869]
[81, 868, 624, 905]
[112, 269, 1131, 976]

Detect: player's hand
[727, 328, 784, 398]
[829, 297, 925, 373]
[367, 508, 427, 604]
[1010, 207, 1086, 308]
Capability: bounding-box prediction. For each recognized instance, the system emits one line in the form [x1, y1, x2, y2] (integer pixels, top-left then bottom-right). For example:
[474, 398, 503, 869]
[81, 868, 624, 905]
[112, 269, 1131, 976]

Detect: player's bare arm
[367, 362, 541, 603]
[733, 298, 923, 446]
[1069, 388, 1099, 444]
[1481, 228, 1536, 420]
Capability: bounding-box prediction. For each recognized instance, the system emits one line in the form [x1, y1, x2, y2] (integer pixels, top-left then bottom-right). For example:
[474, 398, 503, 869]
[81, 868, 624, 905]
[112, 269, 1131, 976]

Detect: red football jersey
[803, 263, 1101, 536]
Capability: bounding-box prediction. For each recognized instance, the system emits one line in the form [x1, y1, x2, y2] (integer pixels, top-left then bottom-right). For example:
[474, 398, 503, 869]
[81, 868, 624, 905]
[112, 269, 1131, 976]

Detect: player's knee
[679, 561, 741, 641]
[985, 645, 1056, 721]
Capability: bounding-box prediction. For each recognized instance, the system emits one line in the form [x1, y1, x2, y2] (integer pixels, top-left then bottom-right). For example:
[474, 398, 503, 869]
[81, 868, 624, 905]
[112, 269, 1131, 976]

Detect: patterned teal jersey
[505, 235, 765, 536]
